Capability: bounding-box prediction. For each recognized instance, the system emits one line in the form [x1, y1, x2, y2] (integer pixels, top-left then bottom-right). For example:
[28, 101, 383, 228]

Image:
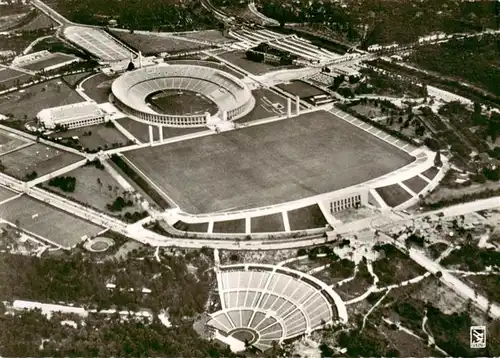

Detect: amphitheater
[111, 64, 254, 127]
[207, 264, 347, 351]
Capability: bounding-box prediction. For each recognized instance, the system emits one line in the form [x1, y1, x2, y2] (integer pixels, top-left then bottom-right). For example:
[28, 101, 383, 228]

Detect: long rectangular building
[37, 101, 106, 129]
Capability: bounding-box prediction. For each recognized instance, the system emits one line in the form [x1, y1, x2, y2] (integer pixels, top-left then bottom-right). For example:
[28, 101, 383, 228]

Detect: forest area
[411, 34, 500, 97]
[47, 0, 220, 31]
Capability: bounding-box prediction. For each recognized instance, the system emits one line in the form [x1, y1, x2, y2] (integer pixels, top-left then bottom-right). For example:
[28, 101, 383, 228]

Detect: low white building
[37, 101, 106, 130]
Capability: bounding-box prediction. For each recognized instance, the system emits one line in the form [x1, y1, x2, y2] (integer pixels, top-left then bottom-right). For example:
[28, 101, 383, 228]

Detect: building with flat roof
[37, 101, 106, 129]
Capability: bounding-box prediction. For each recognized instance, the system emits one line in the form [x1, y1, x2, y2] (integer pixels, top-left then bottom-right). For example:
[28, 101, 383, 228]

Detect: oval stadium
[207, 264, 347, 351]
[111, 64, 255, 127]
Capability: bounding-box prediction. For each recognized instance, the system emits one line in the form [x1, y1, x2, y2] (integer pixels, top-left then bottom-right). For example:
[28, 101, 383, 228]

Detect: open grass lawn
[288, 204, 327, 231]
[0, 10, 30, 31]
[0, 130, 32, 156]
[403, 175, 428, 194]
[0, 79, 83, 120]
[421, 166, 439, 181]
[17, 11, 58, 31]
[116, 117, 207, 143]
[126, 110, 412, 214]
[167, 59, 245, 79]
[62, 71, 92, 87]
[40, 164, 140, 215]
[109, 30, 211, 55]
[177, 30, 231, 44]
[250, 212, 284, 233]
[376, 183, 413, 207]
[0, 194, 103, 247]
[236, 89, 287, 123]
[81, 73, 117, 103]
[0, 143, 82, 180]
[0, 184, 17, 202]
[276, 80, 326, 98]
[49, 123, 128, 151]
[0, 67, 33, 90]
[218, 51, 279, 75]
[213, 219, 246, 234]
[173, 221, 208, 233]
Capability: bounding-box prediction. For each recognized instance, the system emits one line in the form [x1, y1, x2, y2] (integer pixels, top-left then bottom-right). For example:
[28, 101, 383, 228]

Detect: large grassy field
[48, 123, 128, 151]
[0, 78, 83, 120]
[0, 68, 33, 90]
[236, 89, 288, 123]
[126, 110, 413, 214]
[109, 30, 211, 55]
[0, 184, 18, 202]
[81, 73, 117, 103]
[376, 184, 413, 207]
[276, 80, 326, 98]
[0, 194, 103, 247]
[0, 143, 82, 180]
[166, 59, 245, 79]
[218, 51, 281, 75]
[0, 129, 32, 156]
[40, 164, 141, 215]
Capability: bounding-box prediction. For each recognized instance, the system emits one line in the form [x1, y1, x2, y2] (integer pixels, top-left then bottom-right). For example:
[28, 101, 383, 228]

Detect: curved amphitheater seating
[112, 64, 253, 126]
[208, 264, 341, 351]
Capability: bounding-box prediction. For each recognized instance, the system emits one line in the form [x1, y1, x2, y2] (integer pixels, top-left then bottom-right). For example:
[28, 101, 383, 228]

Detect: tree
[434, 150, 442, 167]
[474, 101, 482, 115]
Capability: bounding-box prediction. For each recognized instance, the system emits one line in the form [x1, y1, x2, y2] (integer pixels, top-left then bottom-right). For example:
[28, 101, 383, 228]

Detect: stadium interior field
[126, 110, 414, 214]
[146, 89, 218, 116]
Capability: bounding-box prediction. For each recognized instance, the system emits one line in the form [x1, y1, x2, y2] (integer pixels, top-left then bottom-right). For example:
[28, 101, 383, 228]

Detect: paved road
[31, 0, 71, 26]
[390, 235, 500, 320]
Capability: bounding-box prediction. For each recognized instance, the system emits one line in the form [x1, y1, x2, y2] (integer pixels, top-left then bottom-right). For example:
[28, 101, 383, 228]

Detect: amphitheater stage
[125, 110, 414, 214]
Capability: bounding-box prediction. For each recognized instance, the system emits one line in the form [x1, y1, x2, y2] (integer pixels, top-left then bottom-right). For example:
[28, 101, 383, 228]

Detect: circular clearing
[84, 237, 115, 252]
[231, 328, 257, 344]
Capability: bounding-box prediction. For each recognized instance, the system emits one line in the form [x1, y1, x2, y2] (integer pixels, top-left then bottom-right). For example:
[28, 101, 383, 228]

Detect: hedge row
[110, 154, 170, 210]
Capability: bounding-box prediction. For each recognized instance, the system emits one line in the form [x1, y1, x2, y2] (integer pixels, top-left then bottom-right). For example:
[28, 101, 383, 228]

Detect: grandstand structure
[12, 50, 80, 73]
[63, 26, 134, 62]
[207, 264, 347, 351]
[37, 101, 106, 129]
[111, 64, 254, 128]
[229, 29, 342, 64]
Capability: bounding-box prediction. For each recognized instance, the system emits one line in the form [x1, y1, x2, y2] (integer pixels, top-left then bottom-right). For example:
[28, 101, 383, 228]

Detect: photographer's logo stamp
[470, 326, 486, 349]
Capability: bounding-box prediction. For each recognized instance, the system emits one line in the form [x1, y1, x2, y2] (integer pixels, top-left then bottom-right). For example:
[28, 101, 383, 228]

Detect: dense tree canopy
[51, 0, 220, 31]
[411, 35, 500, 96]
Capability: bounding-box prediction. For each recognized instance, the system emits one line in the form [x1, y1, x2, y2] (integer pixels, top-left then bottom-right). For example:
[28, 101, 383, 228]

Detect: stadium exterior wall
[111, 64, 254, 127]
